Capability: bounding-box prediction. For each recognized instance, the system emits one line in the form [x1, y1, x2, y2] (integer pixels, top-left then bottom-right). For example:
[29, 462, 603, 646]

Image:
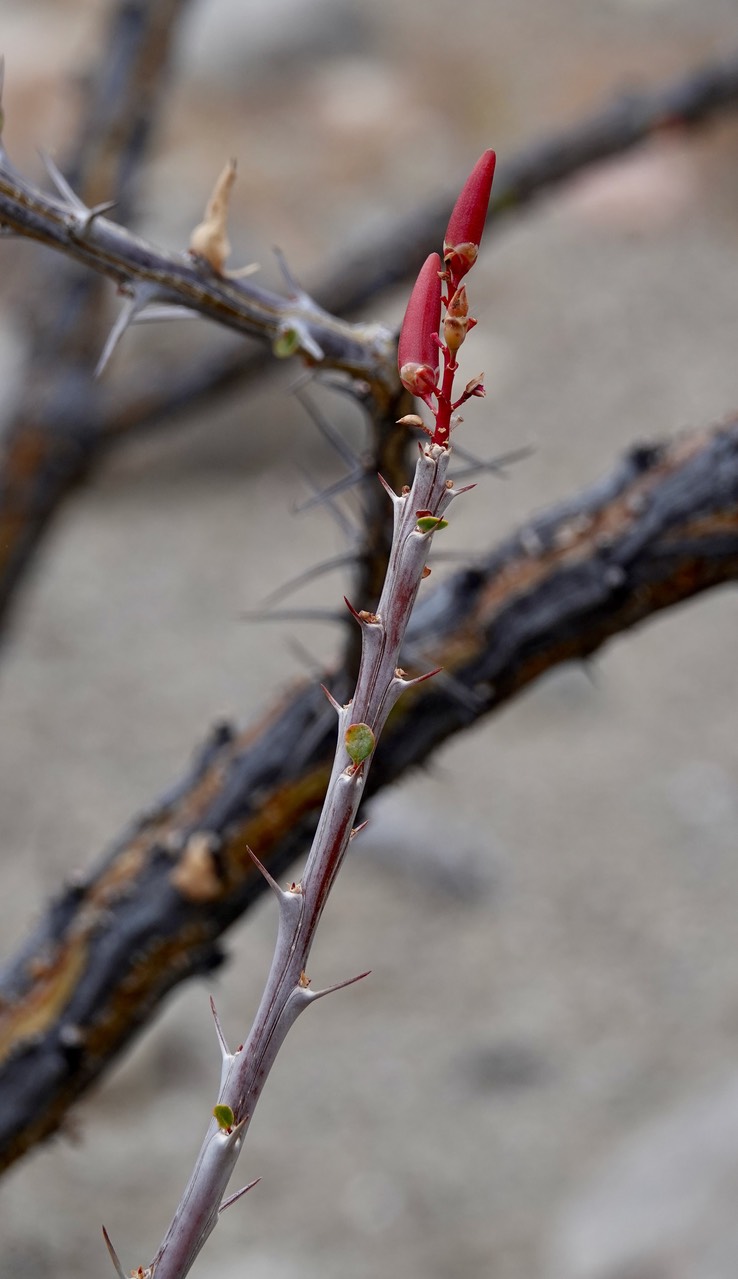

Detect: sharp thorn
[95, 291, 154, 377]
[101, 1227, 127, 1279]
[343, 595, 365, 625]
[350, 820, 369, 840]
[377, 472, 399, 502]
[209, 995, 231, 1060]
[397, 665, 442, 688]
[306, 970, 371, 1002]
[320, 683, 343, 714]
[220, 1178, 261, 1214]
[245, 844, 285, 898]
[296, 322, 324, 362]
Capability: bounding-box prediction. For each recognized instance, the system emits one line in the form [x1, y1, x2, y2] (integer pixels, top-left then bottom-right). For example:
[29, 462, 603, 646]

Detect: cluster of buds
[397, 149, 496, 446]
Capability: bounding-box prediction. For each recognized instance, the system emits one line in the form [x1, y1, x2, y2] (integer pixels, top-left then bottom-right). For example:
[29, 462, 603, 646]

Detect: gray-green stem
[142, 442, 460, 1279]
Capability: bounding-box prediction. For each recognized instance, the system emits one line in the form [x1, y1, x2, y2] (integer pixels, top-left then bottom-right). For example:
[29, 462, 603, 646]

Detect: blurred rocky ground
[1, 1, 738, 1277]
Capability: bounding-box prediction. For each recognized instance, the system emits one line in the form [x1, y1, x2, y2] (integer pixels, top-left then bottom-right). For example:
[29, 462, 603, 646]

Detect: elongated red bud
[398, 251, 442, 398]
[443, 149, 496, 282]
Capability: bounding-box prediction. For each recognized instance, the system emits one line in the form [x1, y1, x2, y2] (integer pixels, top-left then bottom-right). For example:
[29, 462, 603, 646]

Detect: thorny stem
[0, 157, 395, 391]
[117, 151, 491, 1275]
[147, 442, 461, 1278]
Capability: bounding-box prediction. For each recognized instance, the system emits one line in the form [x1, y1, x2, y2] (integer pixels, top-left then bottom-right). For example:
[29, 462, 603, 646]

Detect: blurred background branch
[1, 415, 737, 1171]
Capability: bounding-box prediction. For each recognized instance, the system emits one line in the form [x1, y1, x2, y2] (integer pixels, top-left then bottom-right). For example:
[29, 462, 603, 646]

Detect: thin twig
[146, 442, 458, 1278]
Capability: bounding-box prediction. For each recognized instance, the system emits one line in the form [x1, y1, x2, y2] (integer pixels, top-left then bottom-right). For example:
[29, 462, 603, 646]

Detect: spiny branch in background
[0, 0, 192, 634]
[0, 51, 737, 643]
[0, 417, 736, 1177]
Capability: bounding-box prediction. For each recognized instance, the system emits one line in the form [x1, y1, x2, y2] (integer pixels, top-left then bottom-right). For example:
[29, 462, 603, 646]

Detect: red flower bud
[398, 251, 442, 399]
[443, 149, 496, 282]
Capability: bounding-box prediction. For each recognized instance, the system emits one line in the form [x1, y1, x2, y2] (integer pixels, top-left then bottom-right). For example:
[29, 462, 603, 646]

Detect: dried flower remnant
[189, 158, 237, 274]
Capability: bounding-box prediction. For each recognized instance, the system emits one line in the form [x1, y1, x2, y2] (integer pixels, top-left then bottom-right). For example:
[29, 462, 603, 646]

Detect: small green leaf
[214, 1104, 235, 1130]
[272, 327, 300, 358]
[416, 515, 448, 534]
[345, 722, 375, 765]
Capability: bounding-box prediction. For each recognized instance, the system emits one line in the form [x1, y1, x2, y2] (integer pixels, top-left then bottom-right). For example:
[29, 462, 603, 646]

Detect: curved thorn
[343, 595, 365, 625]
[209, 995, 230, 1060]
[220, 1177, 261, 1214]
[102, 1227, 127, 1279]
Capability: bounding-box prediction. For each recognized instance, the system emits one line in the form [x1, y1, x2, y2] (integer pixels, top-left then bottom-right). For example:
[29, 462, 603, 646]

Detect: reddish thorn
[343, 595, 364, 625]
[399, 666, 443, 688]
[377, 472, 397, 500]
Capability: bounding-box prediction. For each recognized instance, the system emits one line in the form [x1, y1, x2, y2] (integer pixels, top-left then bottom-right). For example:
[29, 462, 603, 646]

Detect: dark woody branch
[0, 417, 736, 1173]
[0, 52, 737, 639]
[0, 0, 192, 631]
